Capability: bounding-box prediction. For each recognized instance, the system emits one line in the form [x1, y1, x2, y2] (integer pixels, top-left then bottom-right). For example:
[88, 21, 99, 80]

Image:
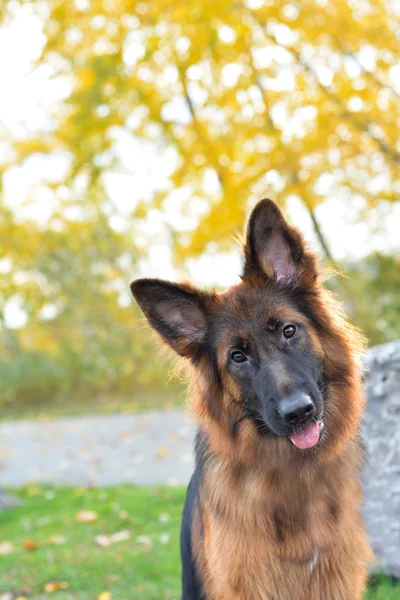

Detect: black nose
[279, 393, 315, 426]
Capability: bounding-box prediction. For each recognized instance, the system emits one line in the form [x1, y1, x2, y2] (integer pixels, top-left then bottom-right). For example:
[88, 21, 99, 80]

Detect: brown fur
[130, 199, 373, 599]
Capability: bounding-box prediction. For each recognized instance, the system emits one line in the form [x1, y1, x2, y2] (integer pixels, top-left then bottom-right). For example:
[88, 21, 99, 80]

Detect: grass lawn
[0, 485, 398, 600]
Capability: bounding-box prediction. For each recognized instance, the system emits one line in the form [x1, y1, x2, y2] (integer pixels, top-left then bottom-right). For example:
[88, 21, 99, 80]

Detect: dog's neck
[194, 427, 364, 569]
[196, 425, 362, 528]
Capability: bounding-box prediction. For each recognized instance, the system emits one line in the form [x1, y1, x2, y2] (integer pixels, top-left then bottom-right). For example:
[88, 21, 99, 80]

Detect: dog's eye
[231, 351, 247, 363]
[283, 324, 296, 339]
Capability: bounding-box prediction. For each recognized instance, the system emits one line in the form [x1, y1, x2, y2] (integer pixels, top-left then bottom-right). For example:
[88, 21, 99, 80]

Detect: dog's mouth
[289, 420, 324, 449]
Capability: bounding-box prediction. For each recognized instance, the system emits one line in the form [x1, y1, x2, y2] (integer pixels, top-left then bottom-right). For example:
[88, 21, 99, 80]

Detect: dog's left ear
[242, 199, 318, 286]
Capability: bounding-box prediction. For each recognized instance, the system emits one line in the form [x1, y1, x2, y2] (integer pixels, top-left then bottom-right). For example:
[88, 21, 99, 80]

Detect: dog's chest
[201, 516, 324, 600]
[198, 483, 338, 600]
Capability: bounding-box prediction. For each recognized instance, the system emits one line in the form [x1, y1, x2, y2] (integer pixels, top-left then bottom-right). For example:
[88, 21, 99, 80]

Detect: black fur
[180, 465, 203, 599]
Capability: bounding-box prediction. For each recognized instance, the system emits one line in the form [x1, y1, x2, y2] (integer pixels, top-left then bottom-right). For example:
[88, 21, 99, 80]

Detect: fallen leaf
[95, 530, 130, 547]
[26, 484, 42, 496]
[0, 541, 14, 555]
[95, 534, 111, 548]
[15, 597, 27, 600]
[110, 530, 130, 543]
[136, 535, 152, 550]
[48, 534, 67, 545]
[20, 587, 32, 595]
[76, 510, 98, 523]
[44, 581, 69, 593]
[98, 592, 112, 600]
[22, 539, 38, 551]
[154, 446, 169, 460]
[158, 512, 170, 523]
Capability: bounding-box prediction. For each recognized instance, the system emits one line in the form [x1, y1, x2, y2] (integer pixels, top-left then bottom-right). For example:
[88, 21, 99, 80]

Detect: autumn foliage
[0, 0, 399, 409]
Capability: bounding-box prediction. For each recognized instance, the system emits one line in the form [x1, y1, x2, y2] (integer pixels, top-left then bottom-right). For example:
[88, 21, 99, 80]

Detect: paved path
[0, 411, 196, 487]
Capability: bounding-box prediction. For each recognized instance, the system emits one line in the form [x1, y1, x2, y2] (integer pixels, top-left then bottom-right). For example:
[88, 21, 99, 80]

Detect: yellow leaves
[154, 446, 169, 459]
[76, 510, 99, 523]
[13, 139, 52, 160]
[26, 484, 43, 497]
[1, 0, 399, 392]
[98, 592, 112, 600]
[44, 581, 69, 593]
[77, 67, 95, 89]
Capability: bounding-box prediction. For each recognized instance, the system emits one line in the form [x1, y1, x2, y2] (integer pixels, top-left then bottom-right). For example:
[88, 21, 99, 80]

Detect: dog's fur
[130, 199, 373, 599]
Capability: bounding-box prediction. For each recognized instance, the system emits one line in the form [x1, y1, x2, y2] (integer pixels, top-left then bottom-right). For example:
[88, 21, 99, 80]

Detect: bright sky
[1, 3, 399, 301]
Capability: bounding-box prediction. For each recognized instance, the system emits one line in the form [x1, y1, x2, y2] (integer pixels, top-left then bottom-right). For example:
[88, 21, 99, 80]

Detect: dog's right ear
[130, 278, 209, 358]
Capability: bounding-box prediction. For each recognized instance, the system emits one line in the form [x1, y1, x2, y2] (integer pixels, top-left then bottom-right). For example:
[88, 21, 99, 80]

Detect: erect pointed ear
[130, 278, 210, 358]
[242, 199, 318, 287]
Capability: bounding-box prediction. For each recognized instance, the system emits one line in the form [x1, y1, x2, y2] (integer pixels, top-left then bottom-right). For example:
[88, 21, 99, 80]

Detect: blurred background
[0, 1, 399, 599]
[0, 0, 400, 418]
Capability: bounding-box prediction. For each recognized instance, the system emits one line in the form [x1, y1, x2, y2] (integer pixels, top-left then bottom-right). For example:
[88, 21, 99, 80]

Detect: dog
[130, 199, 373, 599]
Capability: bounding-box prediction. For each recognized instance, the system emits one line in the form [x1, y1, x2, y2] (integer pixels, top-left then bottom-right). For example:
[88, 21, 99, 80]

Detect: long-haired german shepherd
[130, 199, 373, 599]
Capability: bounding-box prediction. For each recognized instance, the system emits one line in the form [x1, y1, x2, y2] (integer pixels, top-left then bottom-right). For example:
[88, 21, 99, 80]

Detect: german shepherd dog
[130, 199, 373, 599]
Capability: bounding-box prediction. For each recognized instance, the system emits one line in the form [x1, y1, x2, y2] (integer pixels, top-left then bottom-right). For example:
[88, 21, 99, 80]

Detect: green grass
[0, 386, 185, 422]
[366, 575, 400, 600]
[0, 485, 185, 600]
[0, 486, 398, 600]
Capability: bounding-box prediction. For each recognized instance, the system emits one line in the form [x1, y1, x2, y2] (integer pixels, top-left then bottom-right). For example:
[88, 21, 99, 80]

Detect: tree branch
[334, 39, 400, 101]
[176, 64, 225, 189]
[249, 12, 400, 166]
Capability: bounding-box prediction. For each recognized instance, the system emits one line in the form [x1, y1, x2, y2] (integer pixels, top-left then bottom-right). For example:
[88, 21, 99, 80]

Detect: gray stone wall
[362, 341, 400, 578]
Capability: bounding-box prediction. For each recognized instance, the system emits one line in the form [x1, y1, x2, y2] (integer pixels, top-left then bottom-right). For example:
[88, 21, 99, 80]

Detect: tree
[328, 253, 400, 346]
[2, 0, 398, 261]
[1, 1, 399, 408]
[0, 198, 166, 408]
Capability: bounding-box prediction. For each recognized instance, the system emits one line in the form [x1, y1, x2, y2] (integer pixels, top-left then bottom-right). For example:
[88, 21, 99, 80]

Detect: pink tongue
[289, 422, 320, 449]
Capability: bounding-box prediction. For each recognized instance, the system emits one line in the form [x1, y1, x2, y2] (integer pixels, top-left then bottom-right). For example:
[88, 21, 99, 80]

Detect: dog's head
[131, 200, 364, 462]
